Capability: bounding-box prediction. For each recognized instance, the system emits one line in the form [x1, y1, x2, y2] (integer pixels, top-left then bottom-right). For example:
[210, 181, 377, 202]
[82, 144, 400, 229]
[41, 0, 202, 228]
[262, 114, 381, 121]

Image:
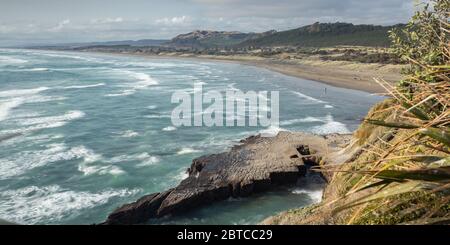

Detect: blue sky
[0, 0, 416, 46]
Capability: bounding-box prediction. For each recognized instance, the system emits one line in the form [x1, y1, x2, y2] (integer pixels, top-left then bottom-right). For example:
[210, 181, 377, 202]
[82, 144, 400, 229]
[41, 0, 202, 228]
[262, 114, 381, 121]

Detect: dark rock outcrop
[102, 132, 348, 225]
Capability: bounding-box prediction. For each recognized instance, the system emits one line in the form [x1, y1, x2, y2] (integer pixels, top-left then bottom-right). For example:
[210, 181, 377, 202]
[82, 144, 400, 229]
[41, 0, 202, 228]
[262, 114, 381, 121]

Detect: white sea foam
[310, 115, 350, 135]
[0, 98, 25, 121]
[0, 87, 49, 98]
[0, 185, 139, 224]
[105, 90, 135, 97]
[259, 125, 288, 137]
[25, 95, 67, 103]
[147, 105, 158, 110]
[291, 91, 326, 104]
[29, 68, 49, 72]
[2, 110, 84, 134]
[162, 126, 177, 131]
[324, 105, 334, 109]
[173, 170, 189, 181]
[177, 147, 201, 155]
[106, 70, 158, 97]
[0, 87, 62, 120]
[0, 133, 63, 147]
[16, 111, 85, 126]
[109, 152, 160, 167]
[0, 144, 97, 180]
[280, 116, 324, 126]
[136, 154, 160, 167]
[117, 130, 139, 138]
[291, 189, 323, 203]
[61, 83, 105, 89]
[70, 146, 125, 176]
[0, 55, 28, 66]
[144, 114, 171, 119]
[78, 164, 125, 176]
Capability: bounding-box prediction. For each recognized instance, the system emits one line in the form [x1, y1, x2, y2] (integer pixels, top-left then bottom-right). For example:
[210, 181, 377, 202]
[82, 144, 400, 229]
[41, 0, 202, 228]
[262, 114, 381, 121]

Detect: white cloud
[155, 16, 191, 26]
[49, 19, 70, 32]
[0, 24, 16, 34]
[91, 17, 124, 24]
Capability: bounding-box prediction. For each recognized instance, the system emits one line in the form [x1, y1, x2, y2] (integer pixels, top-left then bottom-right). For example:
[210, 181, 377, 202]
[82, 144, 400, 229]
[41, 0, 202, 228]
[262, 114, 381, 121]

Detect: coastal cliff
[102, 132, 351, 225]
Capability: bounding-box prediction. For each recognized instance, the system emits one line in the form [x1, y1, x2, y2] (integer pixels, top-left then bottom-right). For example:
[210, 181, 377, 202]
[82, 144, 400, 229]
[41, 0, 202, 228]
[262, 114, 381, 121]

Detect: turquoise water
[0, 49, 383, 225]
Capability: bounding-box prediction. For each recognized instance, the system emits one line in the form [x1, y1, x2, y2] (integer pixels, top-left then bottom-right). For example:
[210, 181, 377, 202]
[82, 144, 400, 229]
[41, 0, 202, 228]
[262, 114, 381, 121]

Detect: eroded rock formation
[102, 132, 350, 225]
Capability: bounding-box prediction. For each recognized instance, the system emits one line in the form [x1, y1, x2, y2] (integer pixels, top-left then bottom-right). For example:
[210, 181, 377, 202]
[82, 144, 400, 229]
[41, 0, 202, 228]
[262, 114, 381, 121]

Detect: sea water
[0, 49, 383, 224]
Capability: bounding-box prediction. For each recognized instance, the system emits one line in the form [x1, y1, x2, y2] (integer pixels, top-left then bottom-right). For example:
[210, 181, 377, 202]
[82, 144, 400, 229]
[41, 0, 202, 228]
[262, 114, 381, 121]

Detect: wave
[291, 189, 323, 203]
[173, 169, 189, 181]
[3, 110, 85, 135]
[291, 91, 326, 104]
[109, 152, 160, 167]
[104, 90, 135, 97]
[0, 87, 49, 98]
[0, 185, 139, 224]
[136, 155, 160, 167]
[0, 143, 97, 180]
[0, 133, 63, 147]
[0, 86, 62, 121]
[310, 115, 350, 135]
[280, 116, 324, 126]
[0, 55, 28, 66]
[29, 68, 49, 72]
[162, 126, 177, 131]
[78, 163, 125, 176]
[32, 52, 105, 63]
[0, 98, 25, 122]
[115, 130, 139, 138]
[177, 147, 201, 155]
[70, 146, 125, 176]
[144, 114, 171, 119]
[61, 83, 105, 89]
[105, 70, 158, 97]
[324, 105, 334, 109]
[16, 111, 85, 126]
[259, 125, 288, 137]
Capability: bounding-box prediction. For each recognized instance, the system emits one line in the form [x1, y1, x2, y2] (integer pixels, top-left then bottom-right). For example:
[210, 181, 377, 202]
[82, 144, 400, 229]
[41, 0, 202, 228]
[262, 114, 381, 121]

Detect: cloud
[155, 16, 191, 26]
[91, 17, 124, 24]
[49, 19, 70, 32]
[0, 24, 16, 34]
[191, 0, 414, 24]
[0, 0, 417, 46]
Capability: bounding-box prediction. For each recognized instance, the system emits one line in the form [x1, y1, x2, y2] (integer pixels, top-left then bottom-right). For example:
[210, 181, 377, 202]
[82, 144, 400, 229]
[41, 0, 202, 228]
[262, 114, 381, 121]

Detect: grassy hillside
[165, 30, 275, 48]
[264, 0, 449, 225]
[238, 22, 401, 47]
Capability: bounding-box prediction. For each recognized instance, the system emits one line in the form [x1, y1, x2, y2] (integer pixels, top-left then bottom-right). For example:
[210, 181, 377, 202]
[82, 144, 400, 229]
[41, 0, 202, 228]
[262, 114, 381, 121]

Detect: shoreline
[82, 50, 403, 94]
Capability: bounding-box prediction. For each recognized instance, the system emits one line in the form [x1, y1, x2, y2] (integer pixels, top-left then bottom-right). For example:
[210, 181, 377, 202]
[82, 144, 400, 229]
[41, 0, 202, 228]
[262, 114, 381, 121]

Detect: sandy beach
[94, 51, 404, 94]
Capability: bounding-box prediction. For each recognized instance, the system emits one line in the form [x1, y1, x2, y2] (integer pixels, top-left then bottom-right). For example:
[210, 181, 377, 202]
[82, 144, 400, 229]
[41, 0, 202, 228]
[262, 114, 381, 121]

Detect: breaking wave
[0, 185, 139, 224]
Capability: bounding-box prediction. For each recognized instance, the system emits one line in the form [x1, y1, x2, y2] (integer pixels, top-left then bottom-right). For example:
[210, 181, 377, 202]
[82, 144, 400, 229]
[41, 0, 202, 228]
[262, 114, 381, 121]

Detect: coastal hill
[164, 23, 399, 48]
[26, 22, 399, 50]
[238, 22, 400, 47]
[163, 30, 276, 48]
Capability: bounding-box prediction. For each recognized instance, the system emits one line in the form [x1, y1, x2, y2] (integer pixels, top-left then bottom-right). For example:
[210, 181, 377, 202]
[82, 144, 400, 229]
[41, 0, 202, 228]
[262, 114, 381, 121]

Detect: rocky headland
[101, 132, 352, 225]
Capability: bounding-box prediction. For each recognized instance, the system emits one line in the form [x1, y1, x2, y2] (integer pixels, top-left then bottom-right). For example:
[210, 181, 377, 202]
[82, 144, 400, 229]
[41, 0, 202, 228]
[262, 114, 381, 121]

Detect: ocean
[0, 48, 383, 224]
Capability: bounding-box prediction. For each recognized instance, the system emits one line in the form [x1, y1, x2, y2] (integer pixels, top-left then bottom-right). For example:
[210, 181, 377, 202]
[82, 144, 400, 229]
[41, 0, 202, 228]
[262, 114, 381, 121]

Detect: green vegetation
[327, 0, 449, 224]
[238, 22, 398, 48]
[165, 30, 275, 48]
[321, 49, 404, 64]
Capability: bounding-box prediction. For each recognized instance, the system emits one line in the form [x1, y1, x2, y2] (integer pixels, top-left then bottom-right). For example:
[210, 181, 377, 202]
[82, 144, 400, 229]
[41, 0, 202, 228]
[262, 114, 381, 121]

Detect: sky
[0, 0, 417, 46]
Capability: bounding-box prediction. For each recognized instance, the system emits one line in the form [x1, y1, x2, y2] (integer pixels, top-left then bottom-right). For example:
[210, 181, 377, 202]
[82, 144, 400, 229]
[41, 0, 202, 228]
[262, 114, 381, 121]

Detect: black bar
[1, 225, 448, 243]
